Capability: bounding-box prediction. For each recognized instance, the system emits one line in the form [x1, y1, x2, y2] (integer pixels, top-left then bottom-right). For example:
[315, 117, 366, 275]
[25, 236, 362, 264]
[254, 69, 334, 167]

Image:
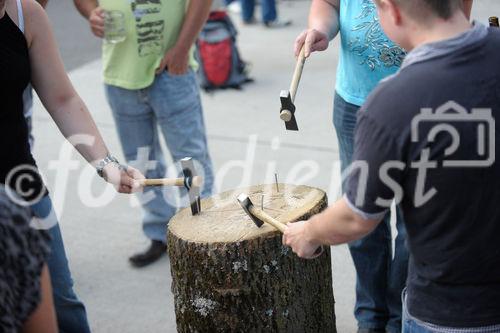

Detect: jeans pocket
[162, 69, 194, 82]
[159, 70, 200, 114]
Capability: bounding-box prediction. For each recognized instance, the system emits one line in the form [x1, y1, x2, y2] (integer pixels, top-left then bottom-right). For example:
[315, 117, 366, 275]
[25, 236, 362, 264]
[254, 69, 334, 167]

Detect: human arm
[283, 198, 381, 258]
[22, 265, 57, 333]
[35, 0, 48, 8]
[155, 0, 213, 74]
[73, 0, 104, 38]
[294, 0, 340, 58]
[25, 1, 143, 192]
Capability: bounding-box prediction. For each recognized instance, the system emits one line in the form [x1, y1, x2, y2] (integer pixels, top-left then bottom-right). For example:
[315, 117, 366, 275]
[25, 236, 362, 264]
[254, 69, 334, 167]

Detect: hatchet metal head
[237, 193, 264, 228]
[181, 157, 201, 215]
[280, 90, 299, 131]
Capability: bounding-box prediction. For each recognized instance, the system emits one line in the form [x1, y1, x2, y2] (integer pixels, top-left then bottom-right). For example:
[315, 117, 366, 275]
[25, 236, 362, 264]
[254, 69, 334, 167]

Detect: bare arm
[176, 0, 214, 56]
[27, 3, 107, 163]
[294, 0, 340, 57]
[309, 0, 340, 41]
[22, 265, 57, 333]
[283, 198, 381, 258]
[35, 0, 48, 8]
[73, 0, 104, 38]
[24, 1, 143, 192]
[73, 0, 97, 18]
[305, 198, 380, 245]
[156, 0, 213, 74]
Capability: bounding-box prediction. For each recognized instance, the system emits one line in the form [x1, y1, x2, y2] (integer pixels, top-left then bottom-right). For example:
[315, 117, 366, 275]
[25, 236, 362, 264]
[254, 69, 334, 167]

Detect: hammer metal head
[280, 90, 299, 131]
[237, 193, 264, 228]
[181, 157, 201, 215]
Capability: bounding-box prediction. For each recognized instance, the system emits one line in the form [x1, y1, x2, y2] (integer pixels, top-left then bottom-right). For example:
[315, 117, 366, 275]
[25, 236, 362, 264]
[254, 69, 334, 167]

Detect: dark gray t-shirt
[345, 23, 500, 327]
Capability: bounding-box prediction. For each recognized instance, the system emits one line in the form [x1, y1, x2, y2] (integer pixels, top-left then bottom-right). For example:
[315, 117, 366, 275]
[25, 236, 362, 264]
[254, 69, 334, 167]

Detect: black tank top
[0, 12, 45, 202]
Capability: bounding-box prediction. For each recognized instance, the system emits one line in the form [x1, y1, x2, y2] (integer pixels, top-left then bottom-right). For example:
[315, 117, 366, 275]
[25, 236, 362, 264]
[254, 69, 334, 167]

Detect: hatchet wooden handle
[248, 205, 323, 256]
[248, 205, 287, 233]
[280, 46, 306, 122]
[289, 45, 306, 103]
[139, 176, 203, 187]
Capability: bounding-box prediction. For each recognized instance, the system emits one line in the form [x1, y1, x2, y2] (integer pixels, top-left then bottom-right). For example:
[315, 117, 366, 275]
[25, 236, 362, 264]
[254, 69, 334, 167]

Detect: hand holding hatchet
[237, 194, 323, 258]
[280, 28, 332, 131]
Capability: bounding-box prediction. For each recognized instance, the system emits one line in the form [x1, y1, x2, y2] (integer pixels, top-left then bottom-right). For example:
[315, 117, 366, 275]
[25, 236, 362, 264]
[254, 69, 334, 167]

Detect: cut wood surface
[169, 183, 326, 243]
[168, 184, 336, 333]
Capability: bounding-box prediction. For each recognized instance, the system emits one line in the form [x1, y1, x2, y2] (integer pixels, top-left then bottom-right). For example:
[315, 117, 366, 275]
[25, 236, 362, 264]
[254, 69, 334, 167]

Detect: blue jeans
[402, 293, 433, 333]
[105, 70, 214, 243]
[31, 196, 91, 333]
[333, 92, 409, 333]
[240, 0, 277, 23]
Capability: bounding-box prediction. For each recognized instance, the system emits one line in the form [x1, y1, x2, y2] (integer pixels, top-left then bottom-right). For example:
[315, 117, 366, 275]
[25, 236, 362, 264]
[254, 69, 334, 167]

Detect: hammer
[279, 46, 306, 131]
[237, 193, 323, 256]
[138, 157, 202, 215]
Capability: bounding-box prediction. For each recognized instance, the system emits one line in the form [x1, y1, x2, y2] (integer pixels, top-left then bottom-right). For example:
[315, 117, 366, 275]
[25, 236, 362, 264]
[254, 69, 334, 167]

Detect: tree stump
[167, 184, 336, 332]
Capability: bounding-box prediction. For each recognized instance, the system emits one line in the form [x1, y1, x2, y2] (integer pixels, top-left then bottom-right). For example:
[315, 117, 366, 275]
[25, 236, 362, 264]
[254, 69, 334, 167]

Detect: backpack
[196, 11, 252, 91]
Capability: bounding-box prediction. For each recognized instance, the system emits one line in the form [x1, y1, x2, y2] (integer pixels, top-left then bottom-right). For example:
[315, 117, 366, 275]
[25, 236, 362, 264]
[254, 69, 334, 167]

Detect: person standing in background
[240, 0, 291, 27]
[293, 0, 472, 332]
[74, 0, 215, 268]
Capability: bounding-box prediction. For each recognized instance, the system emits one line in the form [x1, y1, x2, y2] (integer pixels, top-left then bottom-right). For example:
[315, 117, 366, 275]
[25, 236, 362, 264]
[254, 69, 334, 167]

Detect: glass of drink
[104, 10, 126, 44]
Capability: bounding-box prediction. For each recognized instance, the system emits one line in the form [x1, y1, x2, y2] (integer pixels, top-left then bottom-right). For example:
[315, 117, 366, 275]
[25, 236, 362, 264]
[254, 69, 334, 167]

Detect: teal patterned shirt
[336, 0, 405, 106]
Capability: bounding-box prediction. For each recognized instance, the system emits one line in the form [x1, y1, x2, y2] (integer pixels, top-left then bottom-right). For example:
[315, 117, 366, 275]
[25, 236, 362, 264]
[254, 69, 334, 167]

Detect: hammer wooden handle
[289, 46, 306, 103]
[248, 205, 323, 257]
[248, 205, 287, 233]
[139, 176, 203, 187]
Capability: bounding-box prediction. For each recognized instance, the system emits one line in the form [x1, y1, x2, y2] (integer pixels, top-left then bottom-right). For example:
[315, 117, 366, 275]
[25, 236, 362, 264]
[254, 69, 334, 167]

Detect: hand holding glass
[104, 10, 126, 44]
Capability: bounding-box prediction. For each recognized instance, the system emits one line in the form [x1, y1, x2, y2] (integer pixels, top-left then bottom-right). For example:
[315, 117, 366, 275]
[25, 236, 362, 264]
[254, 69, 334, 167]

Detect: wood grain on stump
[168, 184, 336, 332]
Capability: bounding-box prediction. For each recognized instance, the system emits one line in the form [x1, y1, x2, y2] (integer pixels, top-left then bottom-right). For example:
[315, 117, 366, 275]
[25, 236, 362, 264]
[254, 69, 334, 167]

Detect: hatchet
[139, 157, 202, 215]
[237, 193, 323, 256]
[279, 45, 306, 131]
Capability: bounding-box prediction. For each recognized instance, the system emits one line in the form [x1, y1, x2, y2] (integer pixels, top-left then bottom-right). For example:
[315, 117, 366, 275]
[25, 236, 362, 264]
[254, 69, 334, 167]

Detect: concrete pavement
[34, 1, 500, 332]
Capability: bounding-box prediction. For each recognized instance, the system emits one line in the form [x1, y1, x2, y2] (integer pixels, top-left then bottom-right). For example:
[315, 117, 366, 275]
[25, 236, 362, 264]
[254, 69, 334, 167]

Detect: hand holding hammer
[237, 194, 323, 258]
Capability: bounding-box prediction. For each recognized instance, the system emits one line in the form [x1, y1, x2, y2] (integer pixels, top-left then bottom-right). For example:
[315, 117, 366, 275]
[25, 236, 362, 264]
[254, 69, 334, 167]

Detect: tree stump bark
[167, 184, 336, 332]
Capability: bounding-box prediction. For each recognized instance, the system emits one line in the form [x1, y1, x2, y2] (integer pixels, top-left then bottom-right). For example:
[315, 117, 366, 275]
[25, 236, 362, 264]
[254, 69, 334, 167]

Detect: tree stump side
[167, 184, 336, 332]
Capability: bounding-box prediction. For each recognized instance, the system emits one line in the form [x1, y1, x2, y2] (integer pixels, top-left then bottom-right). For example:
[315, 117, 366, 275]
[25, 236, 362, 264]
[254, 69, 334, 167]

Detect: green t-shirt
[100, 0, 197, 90]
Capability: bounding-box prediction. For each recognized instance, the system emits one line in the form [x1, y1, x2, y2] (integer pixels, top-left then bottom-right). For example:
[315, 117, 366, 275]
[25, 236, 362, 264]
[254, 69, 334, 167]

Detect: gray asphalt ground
[33, 1, 499, 332]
